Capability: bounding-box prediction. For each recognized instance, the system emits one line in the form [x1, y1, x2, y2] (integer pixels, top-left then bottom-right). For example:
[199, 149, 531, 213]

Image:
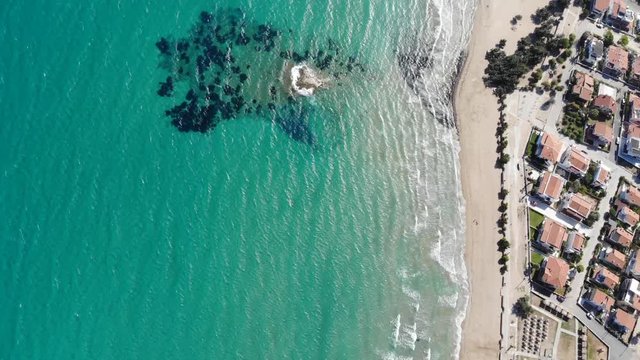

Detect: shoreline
[454, 1, 546, 359]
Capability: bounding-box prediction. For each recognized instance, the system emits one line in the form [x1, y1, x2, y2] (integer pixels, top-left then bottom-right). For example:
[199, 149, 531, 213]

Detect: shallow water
[0, 0, 475, 358]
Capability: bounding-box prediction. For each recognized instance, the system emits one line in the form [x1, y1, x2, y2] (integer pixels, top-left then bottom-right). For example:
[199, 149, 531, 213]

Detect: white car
[586, 312, 594, 320]
[596, 20, 603, 29]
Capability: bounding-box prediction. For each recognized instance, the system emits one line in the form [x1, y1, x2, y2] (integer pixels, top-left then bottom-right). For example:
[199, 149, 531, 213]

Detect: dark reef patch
[155, 8, 365, 143]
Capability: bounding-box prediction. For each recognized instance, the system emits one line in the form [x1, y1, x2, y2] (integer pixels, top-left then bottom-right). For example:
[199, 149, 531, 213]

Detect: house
[564, 231, 586, 254]
[592, 95, 618, 116]
[620, 184, 640, 207]
[536, 132, 565, 166]
[609, 0, 634, 32]
[617, 204, 640, 227]
[592, 265, 621, 289]
[600, 245, 628, 271]
[571, 71, 595, 104]
[624, 121, 640, 158]
[591, 0, 611, 18]
[618, 278, 640, 314]
[584, 288, 616, 315]
[608, 226, 634, 249]
[629, 94, 640, 119]
[608, 309, 637, 334]
[626, 250, 640, 279]
[561, 193, 597, 221]
[630, 57, 640, 86]
[592, 163, 611, 189]
[603, 45, 629, 78]
[590, 122, 613, 148]
[583, 37, 605, 67]
[536, 219, 568, 253]
[559, 147, 591, 177]
[536, 171, 565, 204]
[538, 256, 570, 290]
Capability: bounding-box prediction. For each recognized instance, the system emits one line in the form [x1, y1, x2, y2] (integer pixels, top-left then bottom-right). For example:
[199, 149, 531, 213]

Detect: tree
[499, 254, 509, 265]
[497, 39, 507, 49]
[514, 296, 533, 318]
[497, 238, 510, 251]
[499, 153, 510, 165]
[576, 264, 585, 273]
[619, 35, 629, 47]
[604, 30, 614, 47]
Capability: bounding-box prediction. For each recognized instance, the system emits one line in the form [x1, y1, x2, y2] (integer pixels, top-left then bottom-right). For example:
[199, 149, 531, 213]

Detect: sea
[0, 0, 477, 359]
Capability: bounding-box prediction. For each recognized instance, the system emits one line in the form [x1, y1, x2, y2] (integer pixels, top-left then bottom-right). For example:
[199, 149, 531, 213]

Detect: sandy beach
[456, 1, 546, 359]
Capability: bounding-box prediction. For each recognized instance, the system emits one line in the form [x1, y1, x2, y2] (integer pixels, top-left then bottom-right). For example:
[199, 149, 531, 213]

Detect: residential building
[603, 45, 629, 78]
[583, 37, 605, 67]
[559, 147, 591, 177]
[600, 245, 628, 271]
[627, 250, 640, 279]
[535, 132, 564, 166]
[620, 183, 640, 207]
[609, 0, 634, 32]
[584, 288, 616, 315]
[536, 219, 568, 253]
[617, 204, 640, 227]
[592, 265, 621, 290]
[618, 278, 640, 314]
[592, 163, 611, 189]
[624, 121, 640, 158]
[629, 93, 640, 119]
[536, 171, 565, 204]
[590, 0, 610, 18]
[564, 231, 585, 254]
[561, 193, 596, 221]
[590, 122, 613, 148]
[631, 57, 640, 86]
[538, 256, 570, 291]
[608, 226, 634, 249]
[608, 309, 637, 334]
[592, 95, 617, 116]
[571, 71, 595, 104]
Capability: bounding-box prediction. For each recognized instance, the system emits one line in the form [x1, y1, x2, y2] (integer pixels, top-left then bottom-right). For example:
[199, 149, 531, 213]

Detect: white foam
[290, 63, 324, 96]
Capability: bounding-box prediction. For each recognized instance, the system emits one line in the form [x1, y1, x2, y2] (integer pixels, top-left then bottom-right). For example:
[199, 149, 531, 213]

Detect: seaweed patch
[155, 8, 366, 143]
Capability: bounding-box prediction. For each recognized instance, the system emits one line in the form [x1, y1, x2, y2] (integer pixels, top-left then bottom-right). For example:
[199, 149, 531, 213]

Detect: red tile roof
[606, 45, 629, 72]
[610, 227, 634, 248]
[623, 185, 640, 207]
[633, 57, 640, 77]
[537, 171, 565, 201]
[539, 220, 569, 249]
[563, 148, 591, 173]
[629, 122, 640, 138]
[612, 309, 636, 330]
[593, 0, 611, 13]
[589, 289, 615, 312]
[605, 248, 628, 269]
[564, 193, 597, 219]
[541, 257, 570, 289]
[593, 95, 617, 113]
[567, 232, 585, 252]
[593, 265, 621, 289]
[618, 205, 640, 227]
[538, 133, 564, 163]
[593, 122, 613, 143]
[572, 72, 595, 101]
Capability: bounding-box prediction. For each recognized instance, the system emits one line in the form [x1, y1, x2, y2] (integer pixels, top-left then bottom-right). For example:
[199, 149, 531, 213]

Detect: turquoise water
[0, 0, 475, 358]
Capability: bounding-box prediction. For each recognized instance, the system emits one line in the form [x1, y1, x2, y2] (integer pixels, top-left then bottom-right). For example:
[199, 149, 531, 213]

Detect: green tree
[576, 264, 585, 273]
[515, 296, 533, 318]
[619, 35, 629, 47]
[604, 30, 614, 47]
